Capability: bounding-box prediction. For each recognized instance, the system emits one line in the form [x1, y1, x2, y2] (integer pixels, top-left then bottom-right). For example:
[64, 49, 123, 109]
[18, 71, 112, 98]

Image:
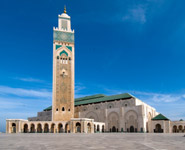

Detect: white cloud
[123, 5, 146, 24]
[0, 86, 52, 98]
[131, 91, 184, 103]
[0, 97, 50, 109]
[0, 99, 24, 109]
[99, 86, 184, 103]
[103, 88, 123, 96]
[75, 84, 86, 93]
[13, 77, 44, 83]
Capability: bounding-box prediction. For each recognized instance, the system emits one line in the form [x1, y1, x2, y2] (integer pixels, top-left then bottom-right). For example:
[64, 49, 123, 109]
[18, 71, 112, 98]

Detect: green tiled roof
[44, 106, 52, 111]
[152, 114, 170, 121]
[75, 94, 106, 102]
[43, 93, 133, 111]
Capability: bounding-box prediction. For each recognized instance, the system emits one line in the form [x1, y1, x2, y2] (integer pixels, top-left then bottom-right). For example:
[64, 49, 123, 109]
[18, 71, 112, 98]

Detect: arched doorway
[173, 125, 177, 133]
[125, 110, 138, 133]
[130, 126, 134, 132]
[76, 122, 81, 133]
[155, 124, 163, 133]
[44, 124, 49, 133]
[87, 123, 91, 133]
[108, 112, 119, 133]
[58, 123, 63, 133]
[51, 123, 55, 133]
[23, 124, 28, 133]
[179, 125, 183, 133]
[102, 125, 104, 132]
[112, 126, 116, 132]
[30, 124, 35, 133]
[12, 123, 16, 133]
[65, 123, 70, 133]
[37, 124, 42, 133]
[97, 125, 100, 132]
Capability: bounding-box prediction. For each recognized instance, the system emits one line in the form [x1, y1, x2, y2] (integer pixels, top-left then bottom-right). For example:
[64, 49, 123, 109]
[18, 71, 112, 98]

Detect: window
[62, 107, 65, 111]
[56, 108, 58, 111]
[68, 109, 70, 111]
[62, 20, 67, 30]
[94, 105, 100, 110]
[107, 103, 114, 109]
[60, 57, 68, 64]
[125, 104, 127, 107]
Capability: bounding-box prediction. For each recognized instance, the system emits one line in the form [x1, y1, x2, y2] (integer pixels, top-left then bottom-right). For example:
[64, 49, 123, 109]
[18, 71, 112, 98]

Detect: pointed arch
[60, 50, 68, 56]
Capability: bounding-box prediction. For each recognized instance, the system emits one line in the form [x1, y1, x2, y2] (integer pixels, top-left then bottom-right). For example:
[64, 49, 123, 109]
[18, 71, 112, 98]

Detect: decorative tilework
[66, 46, 72, 51]
[56, 45, 62, 50]
[54, 31, 74, 43]
[60, 50, 68, 56]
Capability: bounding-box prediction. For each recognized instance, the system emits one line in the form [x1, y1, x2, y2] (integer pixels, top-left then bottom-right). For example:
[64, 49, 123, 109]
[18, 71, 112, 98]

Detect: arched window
[60, 57, 68, 64]
[62, 107, 65, 111]
[107, 103, 114, 109]
[122, 101, 130, 107]
[94, 105, 100, 110]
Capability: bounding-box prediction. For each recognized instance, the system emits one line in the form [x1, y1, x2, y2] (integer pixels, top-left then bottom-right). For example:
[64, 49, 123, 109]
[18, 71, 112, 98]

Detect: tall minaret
[52, 6, 75, 121]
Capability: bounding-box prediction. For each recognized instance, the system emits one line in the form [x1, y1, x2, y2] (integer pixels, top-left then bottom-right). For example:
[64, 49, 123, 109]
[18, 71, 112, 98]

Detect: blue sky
[0, 0, 185, 132]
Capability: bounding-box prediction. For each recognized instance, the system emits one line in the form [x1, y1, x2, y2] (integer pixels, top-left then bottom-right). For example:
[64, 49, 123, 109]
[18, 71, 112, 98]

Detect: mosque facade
[6, 8, 185, 134]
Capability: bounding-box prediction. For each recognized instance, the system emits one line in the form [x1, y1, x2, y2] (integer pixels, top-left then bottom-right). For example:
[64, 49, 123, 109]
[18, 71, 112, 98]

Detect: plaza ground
[0, 133, 184, 150]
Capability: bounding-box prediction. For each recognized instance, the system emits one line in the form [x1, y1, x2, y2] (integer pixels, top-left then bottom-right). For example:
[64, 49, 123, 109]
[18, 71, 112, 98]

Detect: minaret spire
[64, 5, 67, 14]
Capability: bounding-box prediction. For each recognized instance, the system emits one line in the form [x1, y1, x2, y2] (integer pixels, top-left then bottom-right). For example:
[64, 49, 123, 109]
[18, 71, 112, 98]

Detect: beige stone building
[6, 8, 185, 134]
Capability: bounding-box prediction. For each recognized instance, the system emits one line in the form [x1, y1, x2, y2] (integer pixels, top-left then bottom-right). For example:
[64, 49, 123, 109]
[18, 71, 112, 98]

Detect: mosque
[6, 7, 185, 134]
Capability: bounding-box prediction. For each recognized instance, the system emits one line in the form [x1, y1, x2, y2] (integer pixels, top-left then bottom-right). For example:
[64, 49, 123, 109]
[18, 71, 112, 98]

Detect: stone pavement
[0, 133, 184, 150]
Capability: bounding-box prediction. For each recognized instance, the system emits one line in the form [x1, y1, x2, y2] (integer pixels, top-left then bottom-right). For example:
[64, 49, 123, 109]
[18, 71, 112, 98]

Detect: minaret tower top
[55, 6, 73, 32]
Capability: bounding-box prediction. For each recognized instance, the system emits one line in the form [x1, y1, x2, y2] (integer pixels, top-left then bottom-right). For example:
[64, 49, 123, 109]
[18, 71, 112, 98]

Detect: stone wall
[76, 98, 157, 132]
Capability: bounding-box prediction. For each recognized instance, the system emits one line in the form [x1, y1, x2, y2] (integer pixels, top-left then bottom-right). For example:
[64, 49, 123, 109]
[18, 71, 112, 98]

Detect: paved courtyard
[0, 133, 184, 150]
